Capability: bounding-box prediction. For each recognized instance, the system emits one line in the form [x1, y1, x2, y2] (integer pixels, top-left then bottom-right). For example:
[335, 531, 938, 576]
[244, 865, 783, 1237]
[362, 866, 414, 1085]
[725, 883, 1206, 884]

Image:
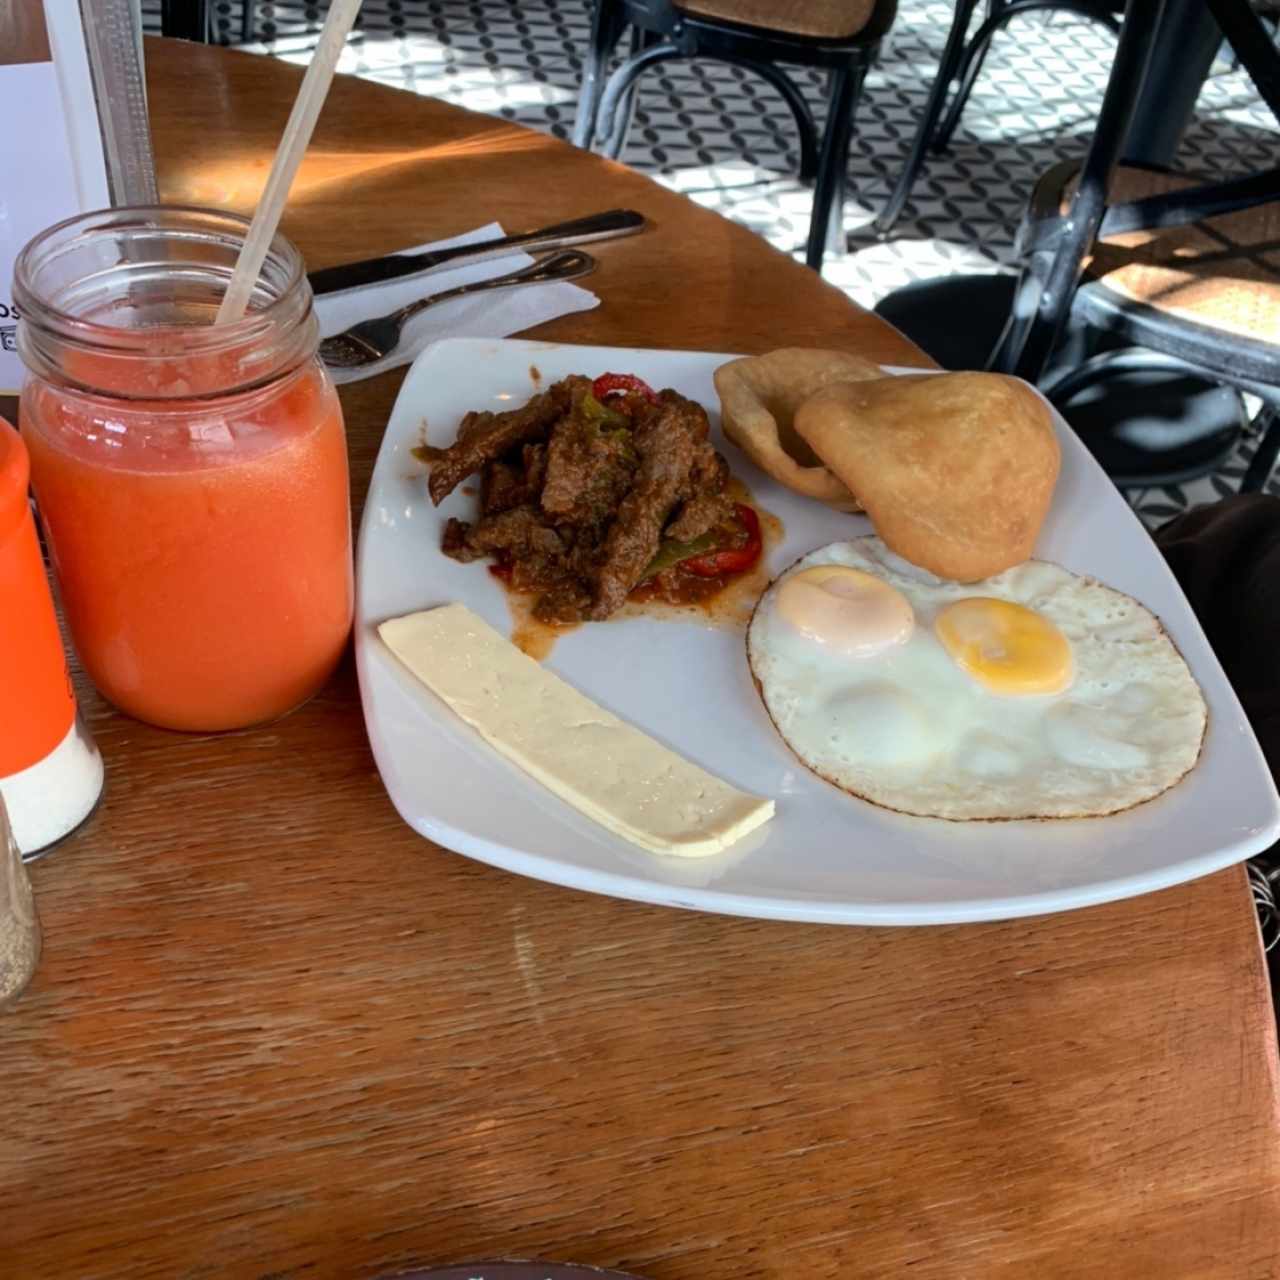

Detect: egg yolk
[776, 565, 914, 658]
[934, 597, 1073, 696]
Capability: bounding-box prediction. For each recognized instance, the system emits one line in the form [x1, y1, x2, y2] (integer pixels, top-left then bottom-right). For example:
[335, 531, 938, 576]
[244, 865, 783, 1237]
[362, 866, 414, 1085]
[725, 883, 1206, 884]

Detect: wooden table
[3, 38, 1278, 1280]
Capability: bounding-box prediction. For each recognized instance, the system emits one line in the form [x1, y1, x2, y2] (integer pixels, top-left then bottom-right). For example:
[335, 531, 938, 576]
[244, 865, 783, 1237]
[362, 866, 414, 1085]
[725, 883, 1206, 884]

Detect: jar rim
[13, 204, 308, 358]
[14, 204, 318, 400]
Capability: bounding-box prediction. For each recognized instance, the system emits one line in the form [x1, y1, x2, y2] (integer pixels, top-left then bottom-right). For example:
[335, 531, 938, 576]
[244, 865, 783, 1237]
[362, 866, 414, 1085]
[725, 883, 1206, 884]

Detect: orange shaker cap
[0, 417, 29, 544]
[0, 415, 77, 778]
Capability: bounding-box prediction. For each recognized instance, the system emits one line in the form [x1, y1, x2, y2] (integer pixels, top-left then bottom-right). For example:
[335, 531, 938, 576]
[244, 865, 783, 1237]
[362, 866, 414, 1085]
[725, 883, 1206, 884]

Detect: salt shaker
[0, 791, 41, 1009]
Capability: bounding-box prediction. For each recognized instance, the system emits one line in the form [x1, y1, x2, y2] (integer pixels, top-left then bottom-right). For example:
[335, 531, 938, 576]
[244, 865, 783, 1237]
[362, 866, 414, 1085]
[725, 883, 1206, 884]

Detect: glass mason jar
[15, 207, 353, 732]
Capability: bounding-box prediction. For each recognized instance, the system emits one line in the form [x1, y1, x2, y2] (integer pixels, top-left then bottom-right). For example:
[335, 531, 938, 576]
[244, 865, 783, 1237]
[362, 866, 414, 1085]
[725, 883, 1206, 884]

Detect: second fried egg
[746, 538, 1207, 820]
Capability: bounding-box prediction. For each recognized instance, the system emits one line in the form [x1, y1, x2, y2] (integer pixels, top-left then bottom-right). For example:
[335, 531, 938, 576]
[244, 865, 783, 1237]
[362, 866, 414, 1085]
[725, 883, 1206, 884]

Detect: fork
[319, 250, 597, 370]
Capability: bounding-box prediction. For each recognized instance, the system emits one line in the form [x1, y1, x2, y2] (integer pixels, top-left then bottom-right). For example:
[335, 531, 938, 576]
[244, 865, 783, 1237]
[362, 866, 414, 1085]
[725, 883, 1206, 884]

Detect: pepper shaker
[0, 791, 40, 1009]
[0, 416, 103, 857]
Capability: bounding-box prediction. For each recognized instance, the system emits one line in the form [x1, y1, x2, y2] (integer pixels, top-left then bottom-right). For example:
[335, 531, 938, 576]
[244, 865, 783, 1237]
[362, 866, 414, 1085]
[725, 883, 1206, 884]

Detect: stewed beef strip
[452, 504, 565, 561]
[414, 408, 492, 464]
[665, 444, 732, 541]
[481, 443, 548, 516]
[441, 517, 485, 562]
[541, 415, 638, 528]
[524, 441, 548, 495]
[666, 492, 734, 543]
[427, 382, 570, 505]
[480, 461, 523, 516]
[446, 506, 584, 613]
[528, 528, 613, 623]
[588, 401, 701, 619]
[533, 578, 595, 626]
[457, 409, 495, 442]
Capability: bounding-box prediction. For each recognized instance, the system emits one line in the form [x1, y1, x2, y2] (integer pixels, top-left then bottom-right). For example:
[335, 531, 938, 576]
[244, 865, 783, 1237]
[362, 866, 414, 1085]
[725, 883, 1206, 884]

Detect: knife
[307, 208, 647, 295]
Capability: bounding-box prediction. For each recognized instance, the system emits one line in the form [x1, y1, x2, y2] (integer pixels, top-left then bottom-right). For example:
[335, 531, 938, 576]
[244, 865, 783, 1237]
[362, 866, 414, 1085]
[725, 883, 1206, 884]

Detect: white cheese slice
[378, 604, 774, 858]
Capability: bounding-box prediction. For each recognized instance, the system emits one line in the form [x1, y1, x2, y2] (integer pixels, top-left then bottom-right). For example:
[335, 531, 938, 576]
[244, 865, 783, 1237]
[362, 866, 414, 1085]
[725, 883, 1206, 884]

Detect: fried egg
[747, 538, 1207, 820]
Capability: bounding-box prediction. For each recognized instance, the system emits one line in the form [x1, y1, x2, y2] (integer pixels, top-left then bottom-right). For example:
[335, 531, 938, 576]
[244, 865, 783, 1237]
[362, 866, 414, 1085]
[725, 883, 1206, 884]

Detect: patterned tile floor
[147, 0, 1280, 522]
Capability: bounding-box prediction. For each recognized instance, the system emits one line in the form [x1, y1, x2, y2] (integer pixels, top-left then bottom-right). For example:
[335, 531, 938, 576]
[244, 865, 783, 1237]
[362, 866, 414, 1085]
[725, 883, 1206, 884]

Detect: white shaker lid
[0, 714, 103, 860]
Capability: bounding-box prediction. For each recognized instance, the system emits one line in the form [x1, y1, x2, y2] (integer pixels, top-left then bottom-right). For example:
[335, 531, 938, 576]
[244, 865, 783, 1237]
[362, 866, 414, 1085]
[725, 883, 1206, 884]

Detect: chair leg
[933, 8, 1005, 152]
[604, 62, 643, 157]
[1208, 0, 1280, 124]
[826, 165, 849, 257]
[161, 0, 209, 40]
[936, 0, 1124, 151]
[1243, 401, 1280, 492]
[595, 41, 820, 177]
[823, 71, 850, 258]
[607, 26, 654, 157]
[597, 44, 682, 160]
[572, 0, 628, 150]
[874, 0, 982, 236]
[990, 0, 1165, 382]
[742, 60, 821, 184]
[806, 56, 866, 271]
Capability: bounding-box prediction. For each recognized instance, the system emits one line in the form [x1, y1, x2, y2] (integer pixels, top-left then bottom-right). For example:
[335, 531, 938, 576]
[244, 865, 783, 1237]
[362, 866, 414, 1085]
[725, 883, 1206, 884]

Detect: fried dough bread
[794, 372, 1060, 581]
[714, 349, 881, 511]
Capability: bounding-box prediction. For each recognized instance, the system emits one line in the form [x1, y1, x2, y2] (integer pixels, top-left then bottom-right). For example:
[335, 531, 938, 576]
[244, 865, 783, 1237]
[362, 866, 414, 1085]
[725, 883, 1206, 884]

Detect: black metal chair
[874, 0, 1124, 234]
[879, 0, 1280, 492]
[989, 0, 1280, 491]
[573, 0, 898, 270]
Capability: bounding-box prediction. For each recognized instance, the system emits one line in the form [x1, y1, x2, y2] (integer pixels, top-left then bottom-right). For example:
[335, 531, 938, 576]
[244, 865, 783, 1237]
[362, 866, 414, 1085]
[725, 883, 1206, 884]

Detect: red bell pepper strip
[593, 372, 659, 404]
[683, 504, 762, 578]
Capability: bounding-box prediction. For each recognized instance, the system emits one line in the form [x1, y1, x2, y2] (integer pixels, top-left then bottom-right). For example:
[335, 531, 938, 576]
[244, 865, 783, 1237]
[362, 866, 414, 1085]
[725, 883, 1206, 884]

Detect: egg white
[746, 538, 1208, 820]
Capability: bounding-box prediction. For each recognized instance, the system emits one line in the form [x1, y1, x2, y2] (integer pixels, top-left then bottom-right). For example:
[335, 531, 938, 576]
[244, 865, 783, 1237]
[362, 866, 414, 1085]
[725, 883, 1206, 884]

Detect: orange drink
[14, 207, 353, 732]
[21, 367, 351, 730]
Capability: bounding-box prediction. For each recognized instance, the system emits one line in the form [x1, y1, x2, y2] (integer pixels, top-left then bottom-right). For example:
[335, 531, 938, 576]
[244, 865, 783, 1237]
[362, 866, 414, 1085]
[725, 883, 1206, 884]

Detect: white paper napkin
[313, 222, 600, 384]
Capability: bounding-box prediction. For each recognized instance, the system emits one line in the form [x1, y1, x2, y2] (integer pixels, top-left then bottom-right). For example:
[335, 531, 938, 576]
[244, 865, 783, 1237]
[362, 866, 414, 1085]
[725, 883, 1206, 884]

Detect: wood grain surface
[2, 39, 1278, 1280]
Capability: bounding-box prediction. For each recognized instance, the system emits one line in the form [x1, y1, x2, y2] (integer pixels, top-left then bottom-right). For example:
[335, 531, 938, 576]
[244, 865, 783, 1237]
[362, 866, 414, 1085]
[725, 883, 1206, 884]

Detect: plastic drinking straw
[216, 0, 364, 325]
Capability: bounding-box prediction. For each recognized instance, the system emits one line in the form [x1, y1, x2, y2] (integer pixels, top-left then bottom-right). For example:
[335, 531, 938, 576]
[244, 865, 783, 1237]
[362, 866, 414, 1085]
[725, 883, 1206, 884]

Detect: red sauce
[627, 568, 732, 607]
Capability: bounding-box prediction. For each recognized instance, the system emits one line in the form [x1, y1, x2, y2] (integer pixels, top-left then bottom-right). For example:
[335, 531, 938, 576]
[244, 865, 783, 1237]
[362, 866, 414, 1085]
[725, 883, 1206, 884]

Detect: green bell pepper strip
[642, 504, 762, 581]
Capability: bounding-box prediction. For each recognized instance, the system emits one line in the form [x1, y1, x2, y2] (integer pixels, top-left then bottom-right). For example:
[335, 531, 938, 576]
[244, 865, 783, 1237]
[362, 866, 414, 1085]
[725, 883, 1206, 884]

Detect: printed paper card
[0, 1, 111, 393]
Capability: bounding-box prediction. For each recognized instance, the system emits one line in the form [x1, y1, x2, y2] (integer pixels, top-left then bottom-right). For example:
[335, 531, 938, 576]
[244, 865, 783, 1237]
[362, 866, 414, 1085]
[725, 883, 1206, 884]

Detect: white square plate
[355, 338, 1280, 924]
